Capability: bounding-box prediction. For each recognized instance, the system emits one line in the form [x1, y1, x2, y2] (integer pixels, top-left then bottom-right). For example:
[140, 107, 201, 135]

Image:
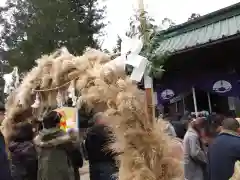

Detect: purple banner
[156, 72, 240, 105]
[195, 72, 240, 97]
[157, 78, 193, 104]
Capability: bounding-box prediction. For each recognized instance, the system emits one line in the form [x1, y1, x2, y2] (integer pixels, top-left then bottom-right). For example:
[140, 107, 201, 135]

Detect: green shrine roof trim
[155, 3, 240, 54]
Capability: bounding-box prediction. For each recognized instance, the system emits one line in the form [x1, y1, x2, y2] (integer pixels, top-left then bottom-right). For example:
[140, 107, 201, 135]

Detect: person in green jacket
[34, 111, 82, 180]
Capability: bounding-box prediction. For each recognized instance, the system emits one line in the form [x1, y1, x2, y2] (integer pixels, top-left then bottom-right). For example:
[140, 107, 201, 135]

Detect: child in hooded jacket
[9, 122, 37, 180]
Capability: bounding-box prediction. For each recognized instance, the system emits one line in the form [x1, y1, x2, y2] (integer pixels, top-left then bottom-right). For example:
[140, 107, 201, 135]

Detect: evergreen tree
[112, 35, 121, 53]
[0, 0, 106, 71]
[124, 11, 173, 78]
[162, 17, 176, 28]
[188, 13, 201, 21]
[126, 11, 158, 39]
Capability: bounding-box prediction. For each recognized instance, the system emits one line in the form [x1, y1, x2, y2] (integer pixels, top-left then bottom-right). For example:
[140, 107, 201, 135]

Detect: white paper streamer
[122, 36, 149, 82]
[119, 35, 143, 55]
[31, 93, 40, 108]
[144, 75, 153, 88]
[101, 55, 126, 75]
[68, 81, 77, 107]
[102, 35, 149, 82]
[3, 67, 20, 95]
[56, 91, 64, 107]
[130, 58, 148, 82]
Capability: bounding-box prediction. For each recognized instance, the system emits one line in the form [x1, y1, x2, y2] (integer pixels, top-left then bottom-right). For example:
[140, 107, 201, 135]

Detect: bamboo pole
[137, 0, 155, 122]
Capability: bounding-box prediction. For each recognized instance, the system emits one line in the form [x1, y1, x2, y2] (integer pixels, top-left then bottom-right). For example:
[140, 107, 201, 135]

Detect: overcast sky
[103, 0, 240, 50]
[0, 0, 240, 50]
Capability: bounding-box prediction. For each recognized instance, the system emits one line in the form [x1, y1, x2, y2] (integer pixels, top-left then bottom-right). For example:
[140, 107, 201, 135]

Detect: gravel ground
[79, 161, 90, 180]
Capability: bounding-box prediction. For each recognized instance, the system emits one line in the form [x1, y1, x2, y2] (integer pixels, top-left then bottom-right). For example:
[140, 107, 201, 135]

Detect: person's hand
[67, 127, 78, 135]
[216, 126, 222, 133]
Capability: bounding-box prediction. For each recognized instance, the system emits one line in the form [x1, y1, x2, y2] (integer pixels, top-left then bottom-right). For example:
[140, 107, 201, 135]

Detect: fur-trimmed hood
[34, 128, 77, 148]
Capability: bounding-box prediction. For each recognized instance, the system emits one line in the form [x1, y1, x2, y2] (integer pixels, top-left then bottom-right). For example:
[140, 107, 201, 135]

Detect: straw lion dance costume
[2, 47, 183, 180]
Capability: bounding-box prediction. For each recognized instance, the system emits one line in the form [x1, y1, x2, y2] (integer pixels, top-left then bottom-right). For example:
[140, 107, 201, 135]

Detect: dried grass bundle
[231, 161, 240, 180]
[2, 48, 183, 180]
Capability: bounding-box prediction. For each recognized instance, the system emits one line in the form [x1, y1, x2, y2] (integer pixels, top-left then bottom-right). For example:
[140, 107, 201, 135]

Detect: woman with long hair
[183, 117, 207, 180]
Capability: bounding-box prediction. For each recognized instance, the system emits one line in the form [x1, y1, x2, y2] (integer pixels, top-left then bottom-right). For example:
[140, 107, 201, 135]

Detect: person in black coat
[9, 122, 37, 180]
[85, 112, 117, 180]
[208, 118, 240, 180]
[0, 130, 12, 180]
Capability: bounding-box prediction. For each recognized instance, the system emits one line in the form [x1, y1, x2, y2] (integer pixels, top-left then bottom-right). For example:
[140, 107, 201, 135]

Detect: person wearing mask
[208, 118, 240, 180]
[34, 111, 83, 180]
[9, 122, 37, 180]
[85, 112, 118, 180]
[183, 117, 207, 180]
[0, 128, 12, 180]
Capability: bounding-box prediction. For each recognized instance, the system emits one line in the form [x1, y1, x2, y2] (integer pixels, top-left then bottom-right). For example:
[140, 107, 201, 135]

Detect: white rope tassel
[72, 94, 77, 107]
[57, 91, 64, 107]
[31, 92, 40, 108]
[68, 81, 77, 107]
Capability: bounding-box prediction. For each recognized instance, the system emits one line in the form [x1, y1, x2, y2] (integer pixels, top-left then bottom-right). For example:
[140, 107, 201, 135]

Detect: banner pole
[207, 92, 212, 113]
[192, 87, 198, 117]
[183, 96, 186, 113]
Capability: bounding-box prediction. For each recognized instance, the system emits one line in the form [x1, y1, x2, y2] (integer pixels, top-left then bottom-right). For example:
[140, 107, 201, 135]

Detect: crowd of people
[165, 111, 240, 180]
[1, 104, 240, 180]
[0, 110, 85, 180]
[0, 107, 118, 180]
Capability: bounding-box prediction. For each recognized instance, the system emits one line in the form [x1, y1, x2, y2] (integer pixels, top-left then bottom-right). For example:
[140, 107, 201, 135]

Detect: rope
[33, 76, 79, 92]
[27, 52, 123, 93]
[32, 54, 122, 93]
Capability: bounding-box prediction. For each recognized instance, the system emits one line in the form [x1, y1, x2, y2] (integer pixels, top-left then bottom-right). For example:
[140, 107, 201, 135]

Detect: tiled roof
[156, 15, 240, 53]
[154, 3, 240, 54]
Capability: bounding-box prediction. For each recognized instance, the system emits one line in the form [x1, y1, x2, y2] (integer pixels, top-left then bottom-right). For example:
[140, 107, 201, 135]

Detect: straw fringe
[2, 48, 183, 180]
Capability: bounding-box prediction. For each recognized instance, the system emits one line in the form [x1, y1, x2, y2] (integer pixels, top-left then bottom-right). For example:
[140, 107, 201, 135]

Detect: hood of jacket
[220, 129, 239, 137]
[9, 141, 36, 157]
[34, 128, 77, 148]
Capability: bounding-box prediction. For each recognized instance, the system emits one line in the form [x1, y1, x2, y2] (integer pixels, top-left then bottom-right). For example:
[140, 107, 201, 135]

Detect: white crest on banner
[161, 89, 175, 100]
[213, 80, 232, 93]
